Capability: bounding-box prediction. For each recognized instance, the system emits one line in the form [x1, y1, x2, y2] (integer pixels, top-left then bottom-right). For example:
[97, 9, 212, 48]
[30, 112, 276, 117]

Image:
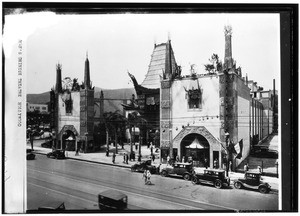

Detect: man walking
[112, 152, 116, 164]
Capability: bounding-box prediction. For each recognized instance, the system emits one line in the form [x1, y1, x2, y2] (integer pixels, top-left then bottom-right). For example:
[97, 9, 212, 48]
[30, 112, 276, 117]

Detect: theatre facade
[128, 25, 277, 170]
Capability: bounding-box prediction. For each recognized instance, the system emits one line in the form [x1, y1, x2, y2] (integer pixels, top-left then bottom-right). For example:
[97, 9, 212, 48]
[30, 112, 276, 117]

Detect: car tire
[258, 185, 269, 194]
[234, 181, 242, 189]
[161, 170, 167, 177]
[214, 180, 222, 189]
[183, 173, 190, 181]
[191, 176, 198, 185]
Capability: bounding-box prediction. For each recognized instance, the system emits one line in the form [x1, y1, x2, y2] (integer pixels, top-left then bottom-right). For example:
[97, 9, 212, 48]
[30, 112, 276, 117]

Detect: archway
[62, 130, 76, 151]
[181, 133, 209, 167]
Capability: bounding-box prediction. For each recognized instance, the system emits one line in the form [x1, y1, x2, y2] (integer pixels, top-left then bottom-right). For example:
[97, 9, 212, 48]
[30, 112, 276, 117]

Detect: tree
[204, 53, 222, 74]
[103, 110, 127, 154]
[127, 111, 147, 160]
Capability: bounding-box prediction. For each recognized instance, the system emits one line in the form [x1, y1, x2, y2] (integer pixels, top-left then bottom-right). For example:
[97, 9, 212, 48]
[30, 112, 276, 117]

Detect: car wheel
[191, 176, 198, 185]
[234, 181, 242, 189]
[258, 185, 269, 194]
[183, 174, 190, 181]
[161, 170, 167, 177]
[214, 180, 222, 189]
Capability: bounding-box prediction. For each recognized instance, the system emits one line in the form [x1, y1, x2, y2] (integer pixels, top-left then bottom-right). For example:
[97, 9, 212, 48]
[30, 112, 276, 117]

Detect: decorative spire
[84, 53, 91, 90]
[224, 25, 233, 70]
[55, 63, 62, 93]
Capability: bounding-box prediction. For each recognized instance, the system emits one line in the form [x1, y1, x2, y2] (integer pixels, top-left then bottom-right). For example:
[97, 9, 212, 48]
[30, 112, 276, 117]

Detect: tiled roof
[141, 44, 167, 89]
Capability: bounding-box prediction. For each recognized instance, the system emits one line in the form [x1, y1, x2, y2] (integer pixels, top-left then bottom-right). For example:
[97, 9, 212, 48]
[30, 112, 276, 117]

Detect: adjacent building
[50, 55, 104, 152]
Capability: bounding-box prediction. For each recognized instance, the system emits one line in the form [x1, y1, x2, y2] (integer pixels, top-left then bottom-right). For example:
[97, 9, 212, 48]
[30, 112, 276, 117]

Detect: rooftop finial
[168, 32, 171, 42]
[86, 51, 88, 59]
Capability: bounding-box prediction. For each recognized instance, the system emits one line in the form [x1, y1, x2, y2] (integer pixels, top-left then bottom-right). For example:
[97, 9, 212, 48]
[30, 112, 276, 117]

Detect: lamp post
[84, 132, 88, 153]
[275, 159, 279, 178]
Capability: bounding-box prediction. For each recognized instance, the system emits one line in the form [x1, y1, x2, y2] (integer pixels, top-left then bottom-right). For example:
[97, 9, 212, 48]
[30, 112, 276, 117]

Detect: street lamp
[84, 132, 88, 153]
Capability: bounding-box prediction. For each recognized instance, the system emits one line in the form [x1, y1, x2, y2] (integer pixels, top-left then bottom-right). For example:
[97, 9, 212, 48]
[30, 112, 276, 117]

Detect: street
[27, 154, 278, 211]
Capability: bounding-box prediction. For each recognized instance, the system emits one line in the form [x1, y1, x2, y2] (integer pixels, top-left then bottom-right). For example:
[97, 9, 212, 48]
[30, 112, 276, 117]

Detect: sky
[4, 12, 280, 94]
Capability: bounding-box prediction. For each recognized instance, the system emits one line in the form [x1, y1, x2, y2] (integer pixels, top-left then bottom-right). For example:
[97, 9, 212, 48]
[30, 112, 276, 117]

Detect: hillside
[27, 88, 136, 113]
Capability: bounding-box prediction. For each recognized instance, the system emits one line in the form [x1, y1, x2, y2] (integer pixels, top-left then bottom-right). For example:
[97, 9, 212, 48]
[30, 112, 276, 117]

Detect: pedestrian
[126, 153, 129, 164]
[152, 154, 155, 162]
[176, 155, 179, 162]
[213, 158, 218, 169]
[147, 141, 151, 149]
[182, 156, 185, 163]
[123, 153, 126, 163]
[112, 152, 116, 164]
[204, 158, 208, 169]
[121, 140, 124, 149]
[150, 143, 153, 155]
[257, 166, 262, 173]
[229, 161, 232, 172]
[30, 133, 34, 150]
[135, 142, 138, 151]
[167, 155, 170, 165]
[244, 163, 249, 173]
[106, 148, 109, 157]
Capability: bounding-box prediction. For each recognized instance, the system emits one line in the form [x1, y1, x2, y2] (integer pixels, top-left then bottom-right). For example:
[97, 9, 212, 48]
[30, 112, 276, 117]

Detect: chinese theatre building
[50, 54, 104, 153]
[160, 25, 276, 170]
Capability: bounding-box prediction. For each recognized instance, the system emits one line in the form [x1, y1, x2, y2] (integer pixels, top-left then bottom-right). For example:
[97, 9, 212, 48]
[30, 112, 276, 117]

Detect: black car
[191, 168, 230, 189]
[234, 172, 271, 193]
[47, 150, 66, 159]
[27, 149, 36, 160]
[98, 189, 128, 210]
[131, 159, 158, 174]
[160, 162, 193, 180]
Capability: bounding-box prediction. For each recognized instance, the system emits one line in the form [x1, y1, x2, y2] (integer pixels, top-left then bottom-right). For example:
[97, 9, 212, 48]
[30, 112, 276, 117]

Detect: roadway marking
[27, 182, 97, 205]
[28, 168, 235, 211]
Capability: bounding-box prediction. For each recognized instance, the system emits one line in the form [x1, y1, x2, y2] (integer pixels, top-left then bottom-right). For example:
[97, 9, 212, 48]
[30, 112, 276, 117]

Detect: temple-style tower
[80, 54, 94, 152]
[224, 25, 234, 70]
[55, 63, 62, 93]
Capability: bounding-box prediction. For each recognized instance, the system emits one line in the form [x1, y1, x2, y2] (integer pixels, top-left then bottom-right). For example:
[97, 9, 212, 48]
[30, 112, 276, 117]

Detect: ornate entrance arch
[173, 126, 221, 167]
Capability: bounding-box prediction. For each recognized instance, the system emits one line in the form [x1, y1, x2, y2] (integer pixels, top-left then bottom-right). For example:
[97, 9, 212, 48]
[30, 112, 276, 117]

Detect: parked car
[46, 150, 66, 159]
[191, 168, 230, 189]
[160, 162, 193, 180]
[131, 159, 159, 174]
[26, 149, 36, 160]
[98, 189, 128, 210]
[233, 172, 271, 193]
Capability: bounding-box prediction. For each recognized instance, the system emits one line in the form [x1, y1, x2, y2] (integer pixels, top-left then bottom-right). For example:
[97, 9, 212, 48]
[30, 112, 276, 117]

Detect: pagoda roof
[140, 42, 178, 89]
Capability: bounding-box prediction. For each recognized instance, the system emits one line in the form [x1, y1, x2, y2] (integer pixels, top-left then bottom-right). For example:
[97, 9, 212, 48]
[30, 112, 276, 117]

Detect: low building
[27, 102, 48, 113]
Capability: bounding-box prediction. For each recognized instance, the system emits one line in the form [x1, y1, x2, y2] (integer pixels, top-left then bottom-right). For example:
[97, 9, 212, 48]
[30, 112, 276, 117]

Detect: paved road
[27, 155, 278, 211]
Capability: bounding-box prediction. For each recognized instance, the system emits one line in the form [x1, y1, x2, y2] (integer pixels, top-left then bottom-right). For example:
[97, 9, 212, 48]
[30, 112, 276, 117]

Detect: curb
[35, 151, 132, 169]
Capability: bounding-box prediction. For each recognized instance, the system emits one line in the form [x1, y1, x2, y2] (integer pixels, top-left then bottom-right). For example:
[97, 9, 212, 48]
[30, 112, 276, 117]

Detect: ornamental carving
[59, 125, 78, 136]
[161, 100, 170, 108]
[161, 140, 170, 148]
[80, 121, 86, 127]
[172, 126, 219, 149]
[161, 121, 172, 128]
[161, 80, 171, 89]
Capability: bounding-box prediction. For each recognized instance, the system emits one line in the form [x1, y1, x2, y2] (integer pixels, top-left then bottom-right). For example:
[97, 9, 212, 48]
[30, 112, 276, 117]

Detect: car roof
[98, 190, 127, 200]
[205, 168, 225, 173]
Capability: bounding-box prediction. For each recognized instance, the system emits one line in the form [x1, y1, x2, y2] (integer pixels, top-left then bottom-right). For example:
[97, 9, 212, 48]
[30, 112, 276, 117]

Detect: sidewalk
[27, 139, 279, 192]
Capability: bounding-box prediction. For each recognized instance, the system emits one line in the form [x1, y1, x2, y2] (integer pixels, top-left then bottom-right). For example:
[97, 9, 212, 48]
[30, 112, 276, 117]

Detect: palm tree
[127, 111, 147, 160]
[103, 110, 127, 154]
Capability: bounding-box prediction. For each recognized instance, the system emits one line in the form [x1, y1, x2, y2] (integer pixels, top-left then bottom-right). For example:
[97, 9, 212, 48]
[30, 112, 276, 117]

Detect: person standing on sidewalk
[126, 153, 129, 164]
[112, 152, 116, 164]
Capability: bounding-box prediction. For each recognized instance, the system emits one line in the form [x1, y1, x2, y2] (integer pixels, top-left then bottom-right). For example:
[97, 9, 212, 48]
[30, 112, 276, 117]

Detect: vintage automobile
[46, 150, 66, 159]
[131, 159, 159, 174]
[98, 189, 128, 210]
[191, 168, 230, 189]
[160, 162, 193, 180]
[37, 202, 66, 212]
[26, 149, 36, 160]
[233, 172, 271, 193]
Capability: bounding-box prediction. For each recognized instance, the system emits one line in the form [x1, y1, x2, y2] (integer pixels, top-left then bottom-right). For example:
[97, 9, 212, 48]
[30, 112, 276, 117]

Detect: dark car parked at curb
[191, 168, 230, 189]
[160, 162, 193, 180]
[27, 149, 36, 160]
[233, 172, 271, 193]
[47, 150, 66, 159]
[131, 159, 159, 174]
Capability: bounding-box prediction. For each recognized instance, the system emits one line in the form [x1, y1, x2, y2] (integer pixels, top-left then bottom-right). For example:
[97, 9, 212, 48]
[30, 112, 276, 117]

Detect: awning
[185, 138, 206, 149]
